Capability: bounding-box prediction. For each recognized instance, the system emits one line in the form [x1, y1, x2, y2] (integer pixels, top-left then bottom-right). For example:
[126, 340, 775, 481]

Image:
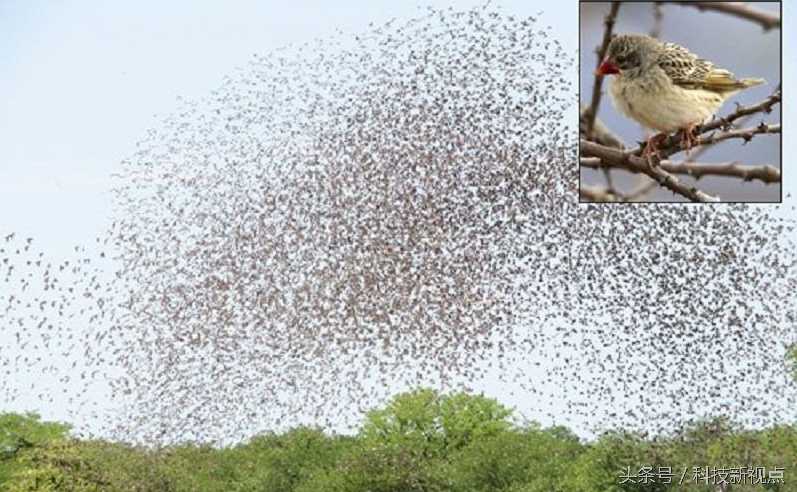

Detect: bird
[595, 34, 765, 158]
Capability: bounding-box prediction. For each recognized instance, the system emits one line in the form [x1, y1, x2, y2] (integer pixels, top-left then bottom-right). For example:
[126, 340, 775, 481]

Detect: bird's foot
[680, 124, 700, 155]
[642, 133, 667, 165]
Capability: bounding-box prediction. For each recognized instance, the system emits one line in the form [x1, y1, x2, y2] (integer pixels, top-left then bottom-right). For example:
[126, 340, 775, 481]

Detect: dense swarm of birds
[1, 5, 796, 446]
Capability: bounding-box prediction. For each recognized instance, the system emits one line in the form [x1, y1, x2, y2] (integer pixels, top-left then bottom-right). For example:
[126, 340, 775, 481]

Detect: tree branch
[584, 2, 621, 140]
[693, 123, 780, 148]
[660, 1, 781, 31]
[657, 160, 780, 184]
[681, 112, 755, 164]
[580, 185, 620, 202]
[581, 157, 781, 184]
[581, 140, 720, 202]
[700, 86, 781, 133]
[625, 178, 658, 202]
[650, 2, 663, 39]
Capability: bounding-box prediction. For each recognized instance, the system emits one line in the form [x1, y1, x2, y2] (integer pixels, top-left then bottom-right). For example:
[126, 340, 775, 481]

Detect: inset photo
[579, 1, 781, 203]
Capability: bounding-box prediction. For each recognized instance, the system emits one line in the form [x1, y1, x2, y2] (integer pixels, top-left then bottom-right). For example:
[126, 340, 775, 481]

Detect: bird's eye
[616, 54, 627, 64]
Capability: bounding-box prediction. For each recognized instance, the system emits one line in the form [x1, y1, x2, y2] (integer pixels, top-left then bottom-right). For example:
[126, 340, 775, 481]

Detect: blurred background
[580, 1, 781, 202]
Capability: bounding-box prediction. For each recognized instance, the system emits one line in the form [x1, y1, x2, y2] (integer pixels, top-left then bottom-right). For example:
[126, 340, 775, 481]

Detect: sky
[0, 0, 794, 442]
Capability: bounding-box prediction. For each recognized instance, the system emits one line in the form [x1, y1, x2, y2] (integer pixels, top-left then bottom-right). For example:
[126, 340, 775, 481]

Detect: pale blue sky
[1, 1, 794, 442]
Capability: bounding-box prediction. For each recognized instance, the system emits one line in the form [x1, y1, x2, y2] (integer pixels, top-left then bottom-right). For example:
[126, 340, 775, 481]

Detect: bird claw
[680, 125, 699, 155]
[642, 133, 666, 164]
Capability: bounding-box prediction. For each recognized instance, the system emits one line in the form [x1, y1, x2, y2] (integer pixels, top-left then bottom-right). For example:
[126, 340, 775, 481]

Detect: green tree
[301, 388, 516, 491]
[222, 427, 352, 492]
[443, 425, 584, 492]
[568, 431, 657, 492]
[0, 413, 71, 487]
[2, 389, 796, 491]
[361, 388, 512, 458]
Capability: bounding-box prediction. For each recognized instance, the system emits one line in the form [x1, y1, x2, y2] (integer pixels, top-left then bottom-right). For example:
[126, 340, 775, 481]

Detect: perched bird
[595, 34, 765, 157]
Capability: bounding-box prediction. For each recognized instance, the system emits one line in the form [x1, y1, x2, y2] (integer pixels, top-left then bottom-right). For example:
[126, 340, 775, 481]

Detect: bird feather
[657, 42, 764, 92]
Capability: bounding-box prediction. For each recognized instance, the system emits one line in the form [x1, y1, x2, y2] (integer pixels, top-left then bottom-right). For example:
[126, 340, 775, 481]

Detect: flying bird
[595, 34, 765, 158]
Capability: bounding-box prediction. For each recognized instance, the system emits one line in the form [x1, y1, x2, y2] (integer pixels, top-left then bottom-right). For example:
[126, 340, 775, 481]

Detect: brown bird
[596, 34, 765, 157]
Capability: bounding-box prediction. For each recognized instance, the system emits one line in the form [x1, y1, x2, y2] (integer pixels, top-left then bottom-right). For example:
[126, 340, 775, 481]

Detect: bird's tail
[739, 77, 766, 88]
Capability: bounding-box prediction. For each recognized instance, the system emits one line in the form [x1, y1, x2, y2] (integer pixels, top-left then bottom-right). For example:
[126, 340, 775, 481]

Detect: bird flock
[1, 5, 796, 446]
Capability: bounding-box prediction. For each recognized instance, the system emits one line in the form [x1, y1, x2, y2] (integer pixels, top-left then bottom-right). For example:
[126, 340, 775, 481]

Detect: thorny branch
[689, 123, 780, 149]
[581, 157, 781, 185]
[581, 120, 780, 201]
[705, 84, 782, 131]
[580, 180, 658, 203]
[660, 1, 781, 31]
[580, 140, 721, 203]
[583, 2, 621, 141]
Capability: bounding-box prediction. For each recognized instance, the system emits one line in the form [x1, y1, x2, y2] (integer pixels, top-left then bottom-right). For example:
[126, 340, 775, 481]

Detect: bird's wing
[657, 42, 746, 92]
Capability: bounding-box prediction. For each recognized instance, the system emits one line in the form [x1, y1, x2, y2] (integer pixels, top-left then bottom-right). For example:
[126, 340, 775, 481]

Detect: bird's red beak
[595, 59, 620, 76]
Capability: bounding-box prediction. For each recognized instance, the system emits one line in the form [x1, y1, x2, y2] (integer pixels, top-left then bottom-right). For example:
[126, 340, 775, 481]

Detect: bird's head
[595, 34, 653, 76]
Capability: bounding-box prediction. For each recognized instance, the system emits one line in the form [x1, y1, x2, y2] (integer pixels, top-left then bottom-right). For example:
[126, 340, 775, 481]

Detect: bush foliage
[1, 390, 794, 491]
